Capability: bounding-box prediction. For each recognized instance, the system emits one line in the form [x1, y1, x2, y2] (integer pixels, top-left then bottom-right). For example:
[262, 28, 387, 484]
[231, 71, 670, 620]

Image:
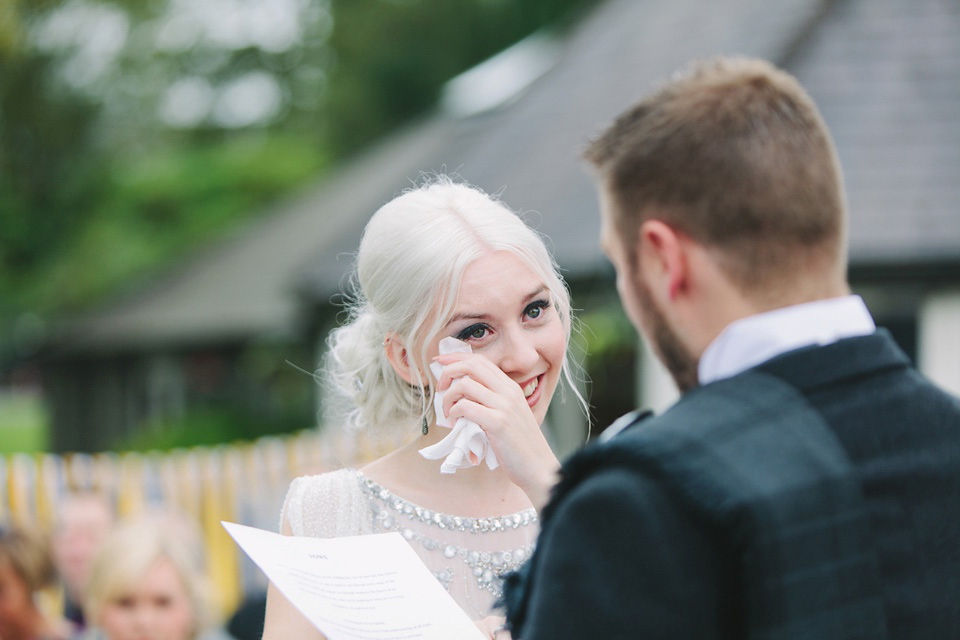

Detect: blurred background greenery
[0, 0, 611, 452]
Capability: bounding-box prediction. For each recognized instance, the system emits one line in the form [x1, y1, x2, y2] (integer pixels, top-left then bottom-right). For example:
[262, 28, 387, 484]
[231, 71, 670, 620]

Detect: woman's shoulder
[287, 467, 363, 496]
[280, 468, 371, 537]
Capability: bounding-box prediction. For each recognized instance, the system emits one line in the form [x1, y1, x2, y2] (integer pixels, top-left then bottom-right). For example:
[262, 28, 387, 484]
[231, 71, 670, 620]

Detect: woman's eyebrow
[446, 311, 490, 327]
[445, 285, 548, 327]
[524, 285, 548, 301]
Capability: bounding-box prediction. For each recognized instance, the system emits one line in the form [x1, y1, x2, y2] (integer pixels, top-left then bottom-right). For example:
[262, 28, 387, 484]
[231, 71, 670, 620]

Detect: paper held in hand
[222, 522, 486, 640]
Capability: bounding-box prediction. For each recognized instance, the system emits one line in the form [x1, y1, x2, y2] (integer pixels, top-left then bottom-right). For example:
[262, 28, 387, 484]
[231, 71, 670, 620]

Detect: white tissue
[418, 337, 499, 474]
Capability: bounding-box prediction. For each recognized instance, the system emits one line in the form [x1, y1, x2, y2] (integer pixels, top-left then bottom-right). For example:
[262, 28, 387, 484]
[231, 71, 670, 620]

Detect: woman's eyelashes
[456, 323, 490, 342]
[453, 300, 552, 343]
[524, 299, 551, 320]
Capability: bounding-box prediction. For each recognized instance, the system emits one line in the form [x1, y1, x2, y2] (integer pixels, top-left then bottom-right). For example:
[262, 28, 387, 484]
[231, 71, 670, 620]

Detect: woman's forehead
[455, 252, 545, 308]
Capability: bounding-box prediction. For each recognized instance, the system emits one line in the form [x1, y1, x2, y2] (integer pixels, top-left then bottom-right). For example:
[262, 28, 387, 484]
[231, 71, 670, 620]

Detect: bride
[262, 178, 584, 639]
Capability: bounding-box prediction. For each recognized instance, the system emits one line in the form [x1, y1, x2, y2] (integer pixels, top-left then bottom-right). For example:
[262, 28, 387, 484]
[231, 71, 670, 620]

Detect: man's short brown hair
[585, 57, 846, 294]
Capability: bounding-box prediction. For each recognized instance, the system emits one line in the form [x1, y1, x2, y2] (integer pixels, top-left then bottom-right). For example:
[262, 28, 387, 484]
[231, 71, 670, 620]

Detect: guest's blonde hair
[324, 176, 584, 438]
[0, 524, 56, 593]
[85, 518, 210, 638]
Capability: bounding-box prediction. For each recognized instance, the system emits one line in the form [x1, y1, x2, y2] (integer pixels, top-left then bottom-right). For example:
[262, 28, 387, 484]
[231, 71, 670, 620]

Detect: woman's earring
[422, 416, 429, 435]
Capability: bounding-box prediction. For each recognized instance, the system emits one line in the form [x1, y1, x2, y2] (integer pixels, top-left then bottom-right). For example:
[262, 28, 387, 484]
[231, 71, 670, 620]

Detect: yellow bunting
[34, 453, 57, 529]
[0, 428, 342, 622]
[116, 452, 146, 518]
[201, 448, 241, 618]
[9, 453, 33, 526]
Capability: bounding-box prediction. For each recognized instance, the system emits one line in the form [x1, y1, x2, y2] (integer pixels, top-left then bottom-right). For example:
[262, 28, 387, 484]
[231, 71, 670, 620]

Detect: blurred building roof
[52, 0, 960, 354]
[789, 0, 960, 268]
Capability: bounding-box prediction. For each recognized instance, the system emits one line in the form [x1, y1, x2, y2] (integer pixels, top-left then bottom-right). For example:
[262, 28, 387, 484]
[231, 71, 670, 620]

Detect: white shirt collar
[698, 295, 876, 386]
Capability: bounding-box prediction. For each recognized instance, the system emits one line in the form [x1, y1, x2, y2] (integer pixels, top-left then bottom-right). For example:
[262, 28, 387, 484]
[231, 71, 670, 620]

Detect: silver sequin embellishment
[358, 472, 537, 598]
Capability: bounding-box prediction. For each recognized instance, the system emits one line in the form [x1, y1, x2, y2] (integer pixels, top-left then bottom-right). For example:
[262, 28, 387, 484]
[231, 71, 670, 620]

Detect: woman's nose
[131, 605, 155, 632]
[496, 328, 540, 376]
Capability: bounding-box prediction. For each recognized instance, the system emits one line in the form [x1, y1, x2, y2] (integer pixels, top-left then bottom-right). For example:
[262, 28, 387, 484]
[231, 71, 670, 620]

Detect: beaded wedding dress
[280, 468, 538, 620]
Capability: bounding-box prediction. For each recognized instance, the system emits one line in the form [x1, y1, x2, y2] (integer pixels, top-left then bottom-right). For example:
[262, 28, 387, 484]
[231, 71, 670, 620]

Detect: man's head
[587, 57, 849, 390]
[53, 492, 114, 602]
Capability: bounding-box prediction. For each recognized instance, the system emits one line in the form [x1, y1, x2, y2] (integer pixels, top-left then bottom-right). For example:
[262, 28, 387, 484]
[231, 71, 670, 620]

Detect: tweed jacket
[504, 332, 960, 639]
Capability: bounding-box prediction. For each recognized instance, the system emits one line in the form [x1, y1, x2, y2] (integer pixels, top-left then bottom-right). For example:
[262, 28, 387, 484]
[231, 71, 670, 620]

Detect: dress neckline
[352, 468, 538, 531]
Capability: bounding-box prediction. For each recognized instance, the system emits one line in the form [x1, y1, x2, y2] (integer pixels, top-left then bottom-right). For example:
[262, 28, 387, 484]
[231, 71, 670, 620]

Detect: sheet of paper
[222, 521, 486, 640]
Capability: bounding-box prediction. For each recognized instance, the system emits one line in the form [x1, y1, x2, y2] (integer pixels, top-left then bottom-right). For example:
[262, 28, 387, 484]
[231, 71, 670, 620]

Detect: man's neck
[698, 294, 875, 386]
[693, 276, 851, 360]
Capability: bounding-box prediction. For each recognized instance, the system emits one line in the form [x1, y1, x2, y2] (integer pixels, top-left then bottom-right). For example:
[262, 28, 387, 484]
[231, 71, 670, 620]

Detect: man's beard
[635, 276, 699, 393]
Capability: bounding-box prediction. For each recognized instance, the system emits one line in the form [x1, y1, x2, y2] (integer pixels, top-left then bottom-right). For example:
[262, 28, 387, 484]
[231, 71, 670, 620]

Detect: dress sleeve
[514, 466, 733, 640]
[278, 469, 374, 538]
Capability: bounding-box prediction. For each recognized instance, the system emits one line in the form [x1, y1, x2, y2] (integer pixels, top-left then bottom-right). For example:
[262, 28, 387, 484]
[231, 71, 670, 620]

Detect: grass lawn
[0, 392, 49, 453]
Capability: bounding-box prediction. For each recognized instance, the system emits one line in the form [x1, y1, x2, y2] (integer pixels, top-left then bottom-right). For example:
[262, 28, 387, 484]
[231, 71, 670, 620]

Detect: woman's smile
[521, 376, 539, 399]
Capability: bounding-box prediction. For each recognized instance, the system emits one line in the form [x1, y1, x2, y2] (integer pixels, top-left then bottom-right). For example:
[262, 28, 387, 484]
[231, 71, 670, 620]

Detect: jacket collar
[753, 329, 910, 393]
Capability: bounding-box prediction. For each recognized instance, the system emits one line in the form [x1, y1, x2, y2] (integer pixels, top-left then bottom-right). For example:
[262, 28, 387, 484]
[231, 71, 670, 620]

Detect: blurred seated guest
[0, 524, 71, 640]
[83, 519, 216, 640]
[52, 492, 115, 630]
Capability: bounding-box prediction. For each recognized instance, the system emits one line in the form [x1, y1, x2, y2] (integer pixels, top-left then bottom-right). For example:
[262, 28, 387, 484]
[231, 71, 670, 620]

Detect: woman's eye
[525, 300, 550, 319]
[457, 324, 488, 341]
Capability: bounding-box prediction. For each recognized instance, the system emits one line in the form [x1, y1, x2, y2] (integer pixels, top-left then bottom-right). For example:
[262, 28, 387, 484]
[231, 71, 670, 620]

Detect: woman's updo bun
[324, 307, 409, 434]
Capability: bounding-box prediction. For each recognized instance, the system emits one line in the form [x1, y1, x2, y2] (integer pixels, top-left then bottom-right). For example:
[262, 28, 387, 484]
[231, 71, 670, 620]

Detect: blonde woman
[83, 518, 212, 640]
[263, 178, 585, 639]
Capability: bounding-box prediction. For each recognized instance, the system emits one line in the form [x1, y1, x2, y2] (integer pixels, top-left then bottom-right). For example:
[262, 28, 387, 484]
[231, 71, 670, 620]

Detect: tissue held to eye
[419, 337, 500, 473]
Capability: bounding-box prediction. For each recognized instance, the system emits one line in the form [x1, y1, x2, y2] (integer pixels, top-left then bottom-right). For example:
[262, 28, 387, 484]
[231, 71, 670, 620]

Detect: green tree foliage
[0, 5, 108, 361]
[0, 0, 331, 345]
[0, 53, 102, 270]
[21, 134, 327, 312]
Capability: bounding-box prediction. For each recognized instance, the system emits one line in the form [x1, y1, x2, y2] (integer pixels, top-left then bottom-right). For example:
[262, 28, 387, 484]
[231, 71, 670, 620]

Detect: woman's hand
[435, 351, 560, 511]
[475, 615, 513, 639]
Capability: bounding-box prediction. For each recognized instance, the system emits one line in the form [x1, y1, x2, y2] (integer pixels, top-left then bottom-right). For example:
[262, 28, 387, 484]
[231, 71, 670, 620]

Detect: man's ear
[637, 220, 688, 302]
[384, 334, 419, 385]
